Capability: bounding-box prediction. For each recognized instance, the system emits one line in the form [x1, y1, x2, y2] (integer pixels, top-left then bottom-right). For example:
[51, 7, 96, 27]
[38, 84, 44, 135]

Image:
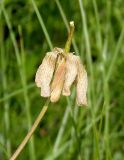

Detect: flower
[35, 47, 88, 106]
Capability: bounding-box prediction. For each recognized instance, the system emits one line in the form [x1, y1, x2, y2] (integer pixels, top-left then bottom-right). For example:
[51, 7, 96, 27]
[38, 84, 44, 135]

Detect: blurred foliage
[0, 0, 124, 160]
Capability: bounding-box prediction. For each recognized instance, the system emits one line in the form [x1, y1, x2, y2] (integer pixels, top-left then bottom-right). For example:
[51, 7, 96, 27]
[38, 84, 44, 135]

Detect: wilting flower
[35, 47, 88, 106]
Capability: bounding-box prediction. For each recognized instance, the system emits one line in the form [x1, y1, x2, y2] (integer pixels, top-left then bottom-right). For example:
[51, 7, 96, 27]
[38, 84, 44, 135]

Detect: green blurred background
[0, 0, 124, 160]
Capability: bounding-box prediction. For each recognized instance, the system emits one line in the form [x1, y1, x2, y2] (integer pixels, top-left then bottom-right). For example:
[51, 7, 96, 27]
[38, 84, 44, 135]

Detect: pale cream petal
[53, 47, 64, 54]
[35, 51, 57, 97]
[50, 57, 66, 102]
[62, 53, 78, 96]
[76, 59, 88, 106]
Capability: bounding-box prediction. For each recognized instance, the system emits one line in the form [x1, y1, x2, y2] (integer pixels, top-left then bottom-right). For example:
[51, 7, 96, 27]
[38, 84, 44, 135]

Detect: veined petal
[50, 57, 66, 102]
[35, 51, 57, 97]
[62, 53, 78, 96]
[76, 59, 88, 106]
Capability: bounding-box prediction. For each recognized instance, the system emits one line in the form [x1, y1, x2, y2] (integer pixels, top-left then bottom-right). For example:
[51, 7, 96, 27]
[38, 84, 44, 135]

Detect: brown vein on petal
[76, 59, 88, 106]
[50, 58, 66, 102]
[53, 47, 64, 54]
[62, 53, 78, 96]
[35, 51, 57, 97]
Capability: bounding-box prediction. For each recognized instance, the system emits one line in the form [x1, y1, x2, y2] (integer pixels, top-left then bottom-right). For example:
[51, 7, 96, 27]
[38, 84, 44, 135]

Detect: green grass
[0, 0, 124, 160]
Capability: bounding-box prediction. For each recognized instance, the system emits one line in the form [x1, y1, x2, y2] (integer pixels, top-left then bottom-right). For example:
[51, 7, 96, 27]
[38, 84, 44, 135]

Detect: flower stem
[10, 21, 74, 160]
[10, 99, 49, 160]
[64, 21, 75, 53]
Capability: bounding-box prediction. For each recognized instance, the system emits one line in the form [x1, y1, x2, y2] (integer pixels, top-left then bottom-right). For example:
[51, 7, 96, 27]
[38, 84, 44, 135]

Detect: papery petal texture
[53, 47, 64, 54]
[50, 57, 66, 102]
[76, 59, 88, 106]
[62, 53, 78, 96]
[35, 51, 57, 97]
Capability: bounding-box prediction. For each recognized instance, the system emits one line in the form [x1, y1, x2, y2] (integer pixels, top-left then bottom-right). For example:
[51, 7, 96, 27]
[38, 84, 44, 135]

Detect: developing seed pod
[76, 59, 88, 106]
[62, 53, 78, 96]
[35, 51, 58, 97]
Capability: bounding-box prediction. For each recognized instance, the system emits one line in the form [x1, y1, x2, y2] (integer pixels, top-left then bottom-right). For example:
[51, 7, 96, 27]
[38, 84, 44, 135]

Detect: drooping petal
[62, 53, 78, 96]
[50, 57, 66, 102]
[76, 59, 88, 106]
[35, 51, 57, 97]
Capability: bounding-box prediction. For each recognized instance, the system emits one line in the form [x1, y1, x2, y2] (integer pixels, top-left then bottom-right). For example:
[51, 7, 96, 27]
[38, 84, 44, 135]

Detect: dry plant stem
[10, 21, 74, 160]
[10, 104, 48, 160]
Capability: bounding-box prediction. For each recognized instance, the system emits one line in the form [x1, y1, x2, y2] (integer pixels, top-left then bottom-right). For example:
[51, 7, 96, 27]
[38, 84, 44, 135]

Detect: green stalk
[1, 4, 36, 160]
[0, 83, 35, 103]
[1, 33, 11, 159]
[67, 97, 82, 160]
[31, 0, 53, 50]
[53, 107, 70, 153]
[64, 21, 75, 53]
[18, 26, 36, 160]
[98, 39, 112, 159]
[55, 0, 79, 55]
[106, 28, 124, 81]
[92, 0, 102, 51]
[78, 0, 99, 159]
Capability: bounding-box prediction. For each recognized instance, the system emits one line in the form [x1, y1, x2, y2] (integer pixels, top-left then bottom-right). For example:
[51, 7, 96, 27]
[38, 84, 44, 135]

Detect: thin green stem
[18, 26, 36, 160]
[106, 28, 124, 81]
[53, 106, 70, 153]
[98, 39, 108, 135]
[0, 142, 9, 159]
[64, 21, 75, 53]
[103, 82, 111, 160]
[55, 0, 79, 55]
[0, 83, 35, 103]
[98, 39, 112, 159]
[78, 0, 94, 102]
[67, 97, 82, 159]
[45, 102, 113, 160]
[92, 0, 102, 51]
[31, 0, 53, 50]
[78, 0, 99, 159]
[1, 5, 36, 160]
[1, 31, 11, 158]
[1, 5, 21, 66]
